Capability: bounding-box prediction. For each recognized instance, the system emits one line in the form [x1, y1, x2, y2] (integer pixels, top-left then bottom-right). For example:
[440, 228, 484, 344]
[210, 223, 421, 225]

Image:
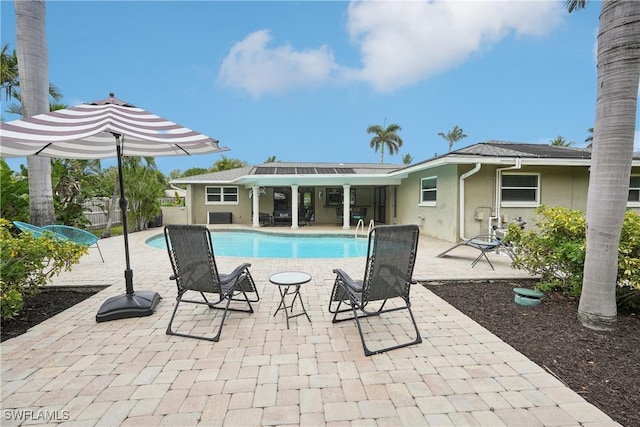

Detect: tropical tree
[402, 154, 413, 165]
[51, 159, 101, 227]
[585, 127, 594, 148]
[123, 158, 165, 232]
[265, 156, 277, 163]
[211, 156, 247, 171]
[2, 43, 65, 116]
[14, 1, 54, 226]
[182, 167, 209, 177]
[0, 159, 29, 222]
[1, 43, 19, 104]
[550, 136, 575, 146]
[438, 125, 467, 152]
[567, 0, 640, 330]
[367, 123, 403, 164]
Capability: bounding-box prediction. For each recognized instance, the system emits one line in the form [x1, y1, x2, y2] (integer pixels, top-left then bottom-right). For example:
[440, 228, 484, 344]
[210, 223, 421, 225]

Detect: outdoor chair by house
[13, 221, 61, 239]
[351, 207, 367, 225]
[329, 224, 422, 356]
[300, 208, 314, 226]
[336, 206, 344, 224]
[164, 225, 259, 342]
[42, 225, 104, 262]
[436, 233, 514, 270]
[437, 219, 525, 270]
[259, 212, 274, 226]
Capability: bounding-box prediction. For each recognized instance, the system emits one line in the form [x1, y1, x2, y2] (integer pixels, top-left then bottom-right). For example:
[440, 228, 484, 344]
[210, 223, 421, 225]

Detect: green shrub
[506, 206, 640, 310]
[0, 218, 87, 320]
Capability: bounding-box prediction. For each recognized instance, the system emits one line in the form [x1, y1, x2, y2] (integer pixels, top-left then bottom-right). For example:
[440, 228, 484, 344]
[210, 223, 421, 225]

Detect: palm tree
[550, 136, 575, 147]
[585, 127, 594, 148]
[265, 156, 277, 163]
[567, 0, 640, 331]
[2, 43, 65, 115]
[402, 153, 413, 165]
[1, 44, 19, 103]
[367, 123, 403, 164]
[15, 0, 55, 226]
[438, 125, 467, 152]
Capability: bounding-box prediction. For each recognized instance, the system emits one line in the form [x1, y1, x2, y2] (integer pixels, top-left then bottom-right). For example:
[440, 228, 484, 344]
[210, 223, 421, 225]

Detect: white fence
[82, 197, 121, 230]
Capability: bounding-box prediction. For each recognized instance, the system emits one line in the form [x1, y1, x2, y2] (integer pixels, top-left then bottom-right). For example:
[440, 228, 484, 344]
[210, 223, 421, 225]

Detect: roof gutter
[459, 163, 482, 240]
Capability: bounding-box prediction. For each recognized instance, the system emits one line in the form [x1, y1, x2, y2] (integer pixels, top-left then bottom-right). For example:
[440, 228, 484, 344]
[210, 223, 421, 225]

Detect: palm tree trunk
[578, 0, 640, 331]
[15, 0, 55, 225]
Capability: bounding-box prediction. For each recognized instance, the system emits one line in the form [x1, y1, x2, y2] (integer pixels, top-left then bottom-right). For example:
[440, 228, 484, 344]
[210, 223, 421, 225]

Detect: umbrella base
[95, 291, 162, 322]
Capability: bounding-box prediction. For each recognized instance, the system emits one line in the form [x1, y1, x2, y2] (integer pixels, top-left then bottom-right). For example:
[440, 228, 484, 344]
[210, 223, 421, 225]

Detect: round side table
[269, 271, 312, 329]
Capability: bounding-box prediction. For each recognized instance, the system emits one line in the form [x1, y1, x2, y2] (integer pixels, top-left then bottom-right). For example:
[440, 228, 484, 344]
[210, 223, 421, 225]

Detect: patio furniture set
[14, 218, 512, 357]
[163, 223, 422, 356]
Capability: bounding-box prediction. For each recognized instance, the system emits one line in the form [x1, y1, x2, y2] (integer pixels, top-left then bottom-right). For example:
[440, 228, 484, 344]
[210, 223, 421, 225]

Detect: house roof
[171, 162, 403, 186]
[455, 141, 592, 159]
[399, 141, 640, 174]
[170, 142, 640, 186]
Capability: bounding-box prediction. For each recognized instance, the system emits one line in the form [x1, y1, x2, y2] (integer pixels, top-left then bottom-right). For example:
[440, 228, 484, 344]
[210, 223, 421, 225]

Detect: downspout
[459, 163, 482, 240]
[491, 158, 522, 232]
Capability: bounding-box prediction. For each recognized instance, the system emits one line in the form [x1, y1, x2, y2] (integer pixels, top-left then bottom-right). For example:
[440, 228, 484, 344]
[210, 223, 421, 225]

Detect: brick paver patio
[1, 226, 620, 426]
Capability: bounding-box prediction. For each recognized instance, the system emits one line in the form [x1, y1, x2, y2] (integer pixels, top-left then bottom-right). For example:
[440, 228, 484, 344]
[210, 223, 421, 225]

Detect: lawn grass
[90, 225, 124, 238]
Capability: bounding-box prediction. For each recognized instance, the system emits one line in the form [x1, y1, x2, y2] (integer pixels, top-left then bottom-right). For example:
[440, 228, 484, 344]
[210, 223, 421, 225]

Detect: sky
[2, 0, 639, 175]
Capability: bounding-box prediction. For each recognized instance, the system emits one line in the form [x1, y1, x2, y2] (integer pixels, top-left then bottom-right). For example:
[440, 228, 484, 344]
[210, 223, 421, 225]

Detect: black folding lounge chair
[436, 233, 515, 270]
[329, 224, 422, 356]
[164, 225, 259, 342]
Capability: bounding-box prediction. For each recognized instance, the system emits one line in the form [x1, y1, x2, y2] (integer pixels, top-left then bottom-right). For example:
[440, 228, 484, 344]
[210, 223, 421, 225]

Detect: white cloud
[217, 30, 339, 97]
[217, 1, 564, 96]
[345, 0, 564, 93]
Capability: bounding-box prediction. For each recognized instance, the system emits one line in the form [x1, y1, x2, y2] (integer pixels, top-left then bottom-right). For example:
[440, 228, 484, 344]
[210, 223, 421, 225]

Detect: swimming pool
[146, 230, 369, 258]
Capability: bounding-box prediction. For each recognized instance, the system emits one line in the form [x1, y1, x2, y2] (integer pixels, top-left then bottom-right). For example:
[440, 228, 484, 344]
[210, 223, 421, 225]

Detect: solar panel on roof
[276, 167, 296, 174]
[255, 167, 275, 174]
[335, 167, 355, 174]
[316, 167, 336, 174]
[297, 167, 315, 174]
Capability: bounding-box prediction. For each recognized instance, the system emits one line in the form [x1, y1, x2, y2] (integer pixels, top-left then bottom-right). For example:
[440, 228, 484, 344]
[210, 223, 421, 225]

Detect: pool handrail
[355, 219, 374, 240]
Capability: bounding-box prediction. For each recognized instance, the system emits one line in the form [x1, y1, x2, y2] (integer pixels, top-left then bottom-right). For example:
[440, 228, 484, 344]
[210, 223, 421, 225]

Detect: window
[501, 173, 539, 206]
[205, 186, 238, 204]
[420, 176, 437, 206]
[629, 175, 640, 204]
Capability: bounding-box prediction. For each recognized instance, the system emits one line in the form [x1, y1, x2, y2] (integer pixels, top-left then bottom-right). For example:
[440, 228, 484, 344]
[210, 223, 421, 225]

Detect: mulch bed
[1, 288, 101, 342]
[423, 280, 640, 427]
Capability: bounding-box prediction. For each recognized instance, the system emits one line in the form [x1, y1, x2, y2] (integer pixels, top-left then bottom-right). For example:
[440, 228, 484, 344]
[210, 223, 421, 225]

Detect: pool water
[146, 231, 369, 258]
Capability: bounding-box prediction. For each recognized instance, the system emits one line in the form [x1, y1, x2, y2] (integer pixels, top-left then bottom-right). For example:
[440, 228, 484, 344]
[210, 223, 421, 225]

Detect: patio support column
[291, 184, 299, 229]
[342, 184, 351, 229]
[251, 186, 261, 227]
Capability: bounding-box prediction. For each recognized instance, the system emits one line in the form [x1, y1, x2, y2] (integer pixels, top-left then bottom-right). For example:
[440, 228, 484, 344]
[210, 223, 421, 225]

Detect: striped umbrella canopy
[0, 94, 229, 158]
[0, 94, 229, 323]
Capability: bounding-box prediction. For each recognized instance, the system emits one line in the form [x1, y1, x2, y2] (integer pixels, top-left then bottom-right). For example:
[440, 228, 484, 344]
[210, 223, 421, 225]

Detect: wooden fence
[82, 197, 121, 230]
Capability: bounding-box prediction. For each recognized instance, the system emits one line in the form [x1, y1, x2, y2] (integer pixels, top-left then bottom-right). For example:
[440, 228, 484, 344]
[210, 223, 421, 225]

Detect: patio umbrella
[0, 93, 229, 322]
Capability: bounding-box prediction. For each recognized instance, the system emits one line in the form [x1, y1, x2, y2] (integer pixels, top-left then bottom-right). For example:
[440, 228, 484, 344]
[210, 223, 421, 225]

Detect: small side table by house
[269, 271, 312, 329]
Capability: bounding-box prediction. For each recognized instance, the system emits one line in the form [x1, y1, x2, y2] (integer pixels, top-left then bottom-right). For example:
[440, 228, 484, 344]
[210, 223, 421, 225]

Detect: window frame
[500, 172, 540, 207]
[629, 174, 640, 206]
[419, 176, 437, 207]
[205, 185, 239, 205]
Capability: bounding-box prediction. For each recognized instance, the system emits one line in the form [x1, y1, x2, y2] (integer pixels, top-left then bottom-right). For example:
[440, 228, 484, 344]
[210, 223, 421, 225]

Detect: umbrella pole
[95, 135, 161, 322]
[116, 142, 134, 294]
